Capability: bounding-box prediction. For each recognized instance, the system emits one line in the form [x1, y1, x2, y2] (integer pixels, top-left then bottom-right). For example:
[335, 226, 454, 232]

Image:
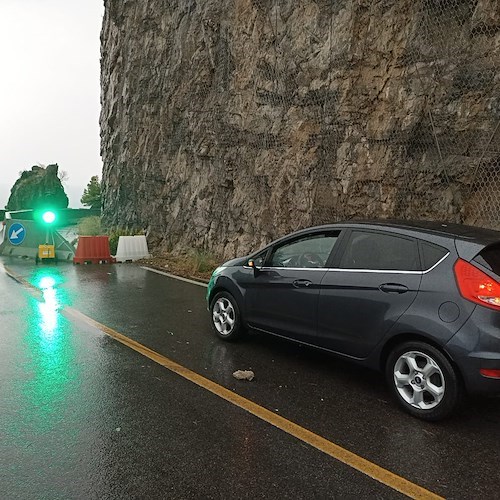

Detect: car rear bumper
[446, 306, 500, 394]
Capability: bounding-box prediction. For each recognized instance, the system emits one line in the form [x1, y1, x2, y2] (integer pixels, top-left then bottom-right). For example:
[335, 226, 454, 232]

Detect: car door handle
[379, 283, 408, 294]
[293, 279, 312, 288]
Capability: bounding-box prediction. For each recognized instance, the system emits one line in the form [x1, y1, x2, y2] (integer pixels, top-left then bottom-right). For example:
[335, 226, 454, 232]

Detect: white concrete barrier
[114, 235, 151, 262]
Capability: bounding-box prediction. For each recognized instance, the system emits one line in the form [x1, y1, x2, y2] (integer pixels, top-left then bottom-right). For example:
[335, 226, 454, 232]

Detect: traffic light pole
[45, 229, 55, 246]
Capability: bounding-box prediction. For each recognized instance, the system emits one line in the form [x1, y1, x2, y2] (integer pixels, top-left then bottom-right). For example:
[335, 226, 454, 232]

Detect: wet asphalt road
[1, 259, 499, 499]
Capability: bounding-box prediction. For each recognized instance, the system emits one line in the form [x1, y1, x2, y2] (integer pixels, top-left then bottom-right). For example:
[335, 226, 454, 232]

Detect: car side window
[269, 233, 339, 268]
[339, 231, 419, 271]
[420, 242, 448, 270]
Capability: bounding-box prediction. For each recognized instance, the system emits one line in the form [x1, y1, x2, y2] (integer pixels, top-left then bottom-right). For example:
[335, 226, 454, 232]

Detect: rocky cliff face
[6, 164, 69, 211]
[100, 0, 500, 258]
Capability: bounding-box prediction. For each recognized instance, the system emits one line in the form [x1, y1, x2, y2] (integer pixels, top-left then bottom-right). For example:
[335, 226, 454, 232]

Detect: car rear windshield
[473, 243, 500, 278]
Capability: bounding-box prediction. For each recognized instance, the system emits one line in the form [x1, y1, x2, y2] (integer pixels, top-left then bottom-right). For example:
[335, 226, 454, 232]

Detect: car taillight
[454, 259, 500, 310]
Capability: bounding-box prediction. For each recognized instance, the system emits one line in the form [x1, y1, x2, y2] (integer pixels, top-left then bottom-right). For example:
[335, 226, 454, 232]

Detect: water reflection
[38, 276, 59, 341]
[32, 266, 71, 308]
[39, 275, 56, 289]
[17, 267, 77, 432]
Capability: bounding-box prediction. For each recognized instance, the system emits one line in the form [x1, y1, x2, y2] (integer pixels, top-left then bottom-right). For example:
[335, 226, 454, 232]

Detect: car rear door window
[269, 233, 339, 268]
[420, 242, 448, 271]
[339, 230, 419, 271]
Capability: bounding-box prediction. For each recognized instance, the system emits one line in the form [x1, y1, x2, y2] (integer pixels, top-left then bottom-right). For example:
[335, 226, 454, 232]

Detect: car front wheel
[386, 341, 462, 421]
[210, 291, 243, 341]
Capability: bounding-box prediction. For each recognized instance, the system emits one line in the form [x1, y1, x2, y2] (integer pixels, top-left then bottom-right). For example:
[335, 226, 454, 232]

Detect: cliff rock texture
[100, 0, 500, 258]
[6, 164, 69, 211]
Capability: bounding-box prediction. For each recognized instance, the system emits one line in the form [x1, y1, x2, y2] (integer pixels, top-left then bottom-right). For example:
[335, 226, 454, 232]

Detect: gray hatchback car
[207, 221, 500, 420]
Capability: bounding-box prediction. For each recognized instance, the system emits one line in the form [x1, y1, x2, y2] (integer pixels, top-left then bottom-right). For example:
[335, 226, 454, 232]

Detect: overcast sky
[0, 0, 104, 208]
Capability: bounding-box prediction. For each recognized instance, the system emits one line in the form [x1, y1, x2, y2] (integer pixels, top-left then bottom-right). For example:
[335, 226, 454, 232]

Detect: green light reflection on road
[32, 267, 72, 310]
[18, 267, 79, 433]
[36, 275, 57, 339]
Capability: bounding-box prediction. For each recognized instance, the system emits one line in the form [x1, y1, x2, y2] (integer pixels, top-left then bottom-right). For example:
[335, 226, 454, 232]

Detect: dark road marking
[3, 264, 443, 500]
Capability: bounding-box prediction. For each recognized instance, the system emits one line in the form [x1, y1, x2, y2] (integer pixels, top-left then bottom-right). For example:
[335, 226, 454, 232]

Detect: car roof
[289, 219, 500, 246]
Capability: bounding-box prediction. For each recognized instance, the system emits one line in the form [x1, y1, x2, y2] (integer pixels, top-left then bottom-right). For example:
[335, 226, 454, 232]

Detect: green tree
[80, 175, 102, 209]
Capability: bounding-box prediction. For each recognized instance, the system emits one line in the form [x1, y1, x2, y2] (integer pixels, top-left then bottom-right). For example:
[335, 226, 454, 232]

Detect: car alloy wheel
[393, 351, 445, 410]
[213, 297, 235, 335]
[210, 291, 243, 341]
[386, 341, 461, 421]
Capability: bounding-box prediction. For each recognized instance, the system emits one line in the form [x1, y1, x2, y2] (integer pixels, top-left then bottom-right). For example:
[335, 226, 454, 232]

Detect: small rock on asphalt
[233, 370, 255, 381]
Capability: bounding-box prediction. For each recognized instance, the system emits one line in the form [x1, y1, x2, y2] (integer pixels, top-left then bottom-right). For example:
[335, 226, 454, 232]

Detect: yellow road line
[3, 264, 443, 500]
[2, 264, 43, 300]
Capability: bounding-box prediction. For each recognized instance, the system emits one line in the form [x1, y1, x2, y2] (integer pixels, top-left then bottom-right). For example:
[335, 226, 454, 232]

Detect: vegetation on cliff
[6, 164, 69, 211]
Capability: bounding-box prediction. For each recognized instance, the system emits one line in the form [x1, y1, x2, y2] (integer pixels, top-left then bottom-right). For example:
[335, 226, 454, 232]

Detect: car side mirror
[247, 259, 261, 274]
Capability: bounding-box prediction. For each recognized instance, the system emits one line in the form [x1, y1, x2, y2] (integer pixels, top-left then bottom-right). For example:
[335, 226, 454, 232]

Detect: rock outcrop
[6, 164, 69, 211]
[100, 0, 500, 258]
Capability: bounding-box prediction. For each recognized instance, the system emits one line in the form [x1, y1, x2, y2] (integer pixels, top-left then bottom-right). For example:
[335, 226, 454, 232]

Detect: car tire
[385, 341, 462, 421]
[210, 291, 243, 341]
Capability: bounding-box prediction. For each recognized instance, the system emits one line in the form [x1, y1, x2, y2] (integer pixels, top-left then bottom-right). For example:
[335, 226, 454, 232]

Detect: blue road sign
[8, 222, 26, 246]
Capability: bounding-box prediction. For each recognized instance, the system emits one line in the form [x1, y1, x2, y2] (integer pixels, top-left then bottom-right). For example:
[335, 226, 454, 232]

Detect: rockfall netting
[100, 0, 500, 255]
[228, 0, 500, 227]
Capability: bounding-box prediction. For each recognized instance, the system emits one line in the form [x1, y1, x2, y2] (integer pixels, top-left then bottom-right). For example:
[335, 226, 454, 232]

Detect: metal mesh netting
[196, 0, 500, 229]
[243, 0, 500, 227]
[395, 0, 500, 227]
[100, 0, 500, 255]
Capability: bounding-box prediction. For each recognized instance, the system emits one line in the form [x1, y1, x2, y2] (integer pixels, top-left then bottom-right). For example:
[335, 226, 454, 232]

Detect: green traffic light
[42, 211, 56, 224]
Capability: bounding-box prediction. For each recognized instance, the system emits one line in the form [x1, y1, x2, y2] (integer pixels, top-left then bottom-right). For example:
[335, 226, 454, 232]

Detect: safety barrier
[73, 236, 115, 264]
[0, 219, 75, 261]
[114, 235, 150, 262]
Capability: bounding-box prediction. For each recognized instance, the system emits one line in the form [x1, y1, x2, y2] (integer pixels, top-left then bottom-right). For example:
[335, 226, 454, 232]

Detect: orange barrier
[73, 236, 116, 264]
